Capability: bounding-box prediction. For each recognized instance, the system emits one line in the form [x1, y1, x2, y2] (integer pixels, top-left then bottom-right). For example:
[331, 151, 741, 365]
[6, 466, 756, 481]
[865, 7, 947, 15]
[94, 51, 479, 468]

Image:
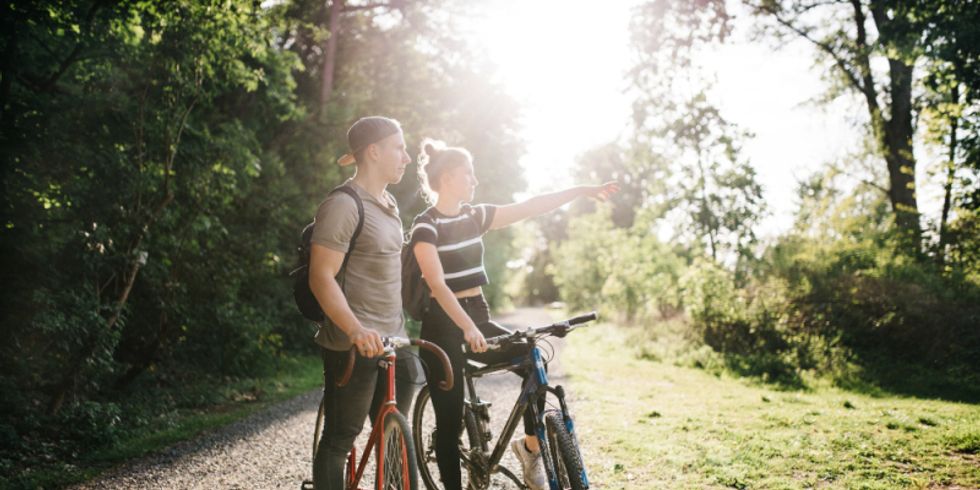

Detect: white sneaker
[510, 439, 547, 490]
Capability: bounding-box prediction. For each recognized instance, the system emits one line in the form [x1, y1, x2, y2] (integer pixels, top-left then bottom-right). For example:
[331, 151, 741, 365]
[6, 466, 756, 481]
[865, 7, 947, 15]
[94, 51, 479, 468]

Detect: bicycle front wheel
[377, 410, 418, 490]
[414, 385, 460, 490]
[544, 409, 588, 490]
[413, 385, 492, 490]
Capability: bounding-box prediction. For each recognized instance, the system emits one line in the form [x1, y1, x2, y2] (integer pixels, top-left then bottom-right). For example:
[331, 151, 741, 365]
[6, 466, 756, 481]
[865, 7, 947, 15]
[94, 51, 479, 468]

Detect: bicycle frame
[344, 350, 405, 490]
[464, 339, 590, 490]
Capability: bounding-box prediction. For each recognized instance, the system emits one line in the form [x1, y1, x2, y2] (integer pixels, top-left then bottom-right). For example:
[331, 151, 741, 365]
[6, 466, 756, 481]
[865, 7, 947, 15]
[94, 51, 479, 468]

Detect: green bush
[771, 235, 980, 370]
[57, 401, 123, 448]
[679, 260, 804, 386]
[553, 207, 683, 321]
[553, 207, 979, 393]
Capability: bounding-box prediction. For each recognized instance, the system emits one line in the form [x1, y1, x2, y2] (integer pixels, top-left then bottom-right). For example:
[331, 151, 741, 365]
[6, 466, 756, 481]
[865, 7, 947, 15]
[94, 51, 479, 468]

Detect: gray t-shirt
[311, 181, 406, 350]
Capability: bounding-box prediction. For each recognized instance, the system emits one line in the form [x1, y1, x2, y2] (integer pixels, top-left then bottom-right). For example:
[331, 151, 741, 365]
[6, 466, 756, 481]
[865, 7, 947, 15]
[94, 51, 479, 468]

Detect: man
[309, 116, 418, 489]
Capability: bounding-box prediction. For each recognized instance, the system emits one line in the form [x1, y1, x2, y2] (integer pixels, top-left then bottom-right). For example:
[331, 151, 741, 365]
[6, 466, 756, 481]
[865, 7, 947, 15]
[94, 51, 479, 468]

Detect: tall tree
[0, 1, 526, 478]
[317, 0, 408, 107]
[629, 0, 980, 254]
[628, 1, 766, 271]
[1, 0, 302, 415]
[743, 0, 980, 251]
[910, 0, 980, 264]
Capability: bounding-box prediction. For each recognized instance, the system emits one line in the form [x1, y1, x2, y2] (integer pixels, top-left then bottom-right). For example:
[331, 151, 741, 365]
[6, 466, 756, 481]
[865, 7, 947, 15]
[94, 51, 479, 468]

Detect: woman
[410, 139, 618, 490]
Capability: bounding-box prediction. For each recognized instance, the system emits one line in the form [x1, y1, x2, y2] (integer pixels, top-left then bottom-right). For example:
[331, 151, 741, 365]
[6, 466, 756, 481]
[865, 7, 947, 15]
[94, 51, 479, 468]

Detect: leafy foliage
[0, 0, 524, 482]
[544, 0, 980, 398]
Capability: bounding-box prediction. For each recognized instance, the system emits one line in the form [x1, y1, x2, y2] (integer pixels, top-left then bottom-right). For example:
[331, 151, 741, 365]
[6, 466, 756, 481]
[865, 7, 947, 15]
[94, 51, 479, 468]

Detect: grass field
[561, 320, 980, 489]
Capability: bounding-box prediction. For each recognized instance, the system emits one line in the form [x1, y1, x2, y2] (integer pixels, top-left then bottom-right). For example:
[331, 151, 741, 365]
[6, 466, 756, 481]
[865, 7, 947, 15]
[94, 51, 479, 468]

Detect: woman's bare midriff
[431, 286, 483, 299]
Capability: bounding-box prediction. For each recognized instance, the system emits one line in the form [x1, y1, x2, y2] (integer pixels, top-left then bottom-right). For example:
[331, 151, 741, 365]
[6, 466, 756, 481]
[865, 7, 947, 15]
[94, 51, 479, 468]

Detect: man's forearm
[310, 272, 364, 336]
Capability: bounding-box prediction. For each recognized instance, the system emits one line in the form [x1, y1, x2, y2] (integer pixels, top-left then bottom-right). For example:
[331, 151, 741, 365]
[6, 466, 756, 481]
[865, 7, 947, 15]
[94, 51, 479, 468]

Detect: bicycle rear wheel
[377, 410, 418, 490]
[544, 409, 587, 490]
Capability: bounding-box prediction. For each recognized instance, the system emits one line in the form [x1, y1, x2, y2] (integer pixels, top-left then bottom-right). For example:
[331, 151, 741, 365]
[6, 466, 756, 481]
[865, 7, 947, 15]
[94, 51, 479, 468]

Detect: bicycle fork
[552, 385, 589, 488]
[528, 346, 589, 490]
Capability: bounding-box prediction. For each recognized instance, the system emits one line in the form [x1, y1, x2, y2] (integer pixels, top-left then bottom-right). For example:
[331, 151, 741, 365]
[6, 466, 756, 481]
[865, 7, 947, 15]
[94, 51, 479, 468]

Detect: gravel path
[73, 307, 568, 490]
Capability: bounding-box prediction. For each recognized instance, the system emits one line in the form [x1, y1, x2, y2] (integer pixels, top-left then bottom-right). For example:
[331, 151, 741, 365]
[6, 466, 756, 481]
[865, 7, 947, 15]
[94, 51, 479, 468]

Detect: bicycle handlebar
[479, 311, 599, 349]
[413, 339, 454, 391]
[335, 337, 454, 391]
[567, 311, 598, 326]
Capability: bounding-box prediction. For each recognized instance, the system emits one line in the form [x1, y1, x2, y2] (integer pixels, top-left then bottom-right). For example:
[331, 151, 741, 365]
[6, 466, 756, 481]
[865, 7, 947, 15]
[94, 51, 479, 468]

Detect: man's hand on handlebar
[350, 327, 385, 358]
[336, 337, 454, 391]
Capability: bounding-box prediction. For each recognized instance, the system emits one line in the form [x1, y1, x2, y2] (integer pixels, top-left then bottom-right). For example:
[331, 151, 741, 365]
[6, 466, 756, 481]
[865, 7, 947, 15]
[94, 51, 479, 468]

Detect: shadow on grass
[633, 317, 980, 402]
[704, 350, 979, 403]
[833, 355, 980, 405]
[720, 353, 809, 391]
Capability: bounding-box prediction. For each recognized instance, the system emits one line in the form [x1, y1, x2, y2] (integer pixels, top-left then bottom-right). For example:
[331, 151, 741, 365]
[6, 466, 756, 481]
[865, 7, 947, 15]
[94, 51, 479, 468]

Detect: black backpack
[401, 229, 431, 321]
[291, 185, 364, 322]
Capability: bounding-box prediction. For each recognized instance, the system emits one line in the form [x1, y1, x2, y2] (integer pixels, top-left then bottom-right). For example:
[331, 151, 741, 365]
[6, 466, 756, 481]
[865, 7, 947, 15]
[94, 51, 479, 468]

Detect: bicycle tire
[544, 409, 588, 490]
[412, 386, 442, 490]
[377, 410, 418, 490]
[312, 396, 325, 462]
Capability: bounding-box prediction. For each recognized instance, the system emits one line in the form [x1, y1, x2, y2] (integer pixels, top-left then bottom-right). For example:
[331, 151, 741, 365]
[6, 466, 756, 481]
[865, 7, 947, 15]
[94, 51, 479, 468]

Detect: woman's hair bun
[416, 137, 472, 205]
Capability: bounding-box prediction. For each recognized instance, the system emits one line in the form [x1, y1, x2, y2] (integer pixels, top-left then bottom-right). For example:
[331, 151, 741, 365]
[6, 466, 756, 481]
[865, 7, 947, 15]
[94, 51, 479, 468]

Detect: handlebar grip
[568, 311, 598, 326]
[413, 339, 454, 391]
[484, 335, 506, 346]
[335, 347, 357, 388]
[462, 341, 502, 355]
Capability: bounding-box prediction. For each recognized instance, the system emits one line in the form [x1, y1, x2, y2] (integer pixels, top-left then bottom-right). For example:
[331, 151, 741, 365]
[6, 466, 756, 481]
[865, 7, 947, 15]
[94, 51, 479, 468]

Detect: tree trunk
[882, 58, 921, 247]
[695, 151, 717, 261]
[938, 84, 960, 266]
[0, 12, 15, 127]
[319, 0, 344, 107]
[859, 4, 921, 249]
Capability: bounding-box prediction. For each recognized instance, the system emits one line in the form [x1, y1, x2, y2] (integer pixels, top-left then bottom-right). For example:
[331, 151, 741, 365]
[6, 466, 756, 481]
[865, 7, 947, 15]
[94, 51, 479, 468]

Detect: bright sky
[465, 0, 866, 237]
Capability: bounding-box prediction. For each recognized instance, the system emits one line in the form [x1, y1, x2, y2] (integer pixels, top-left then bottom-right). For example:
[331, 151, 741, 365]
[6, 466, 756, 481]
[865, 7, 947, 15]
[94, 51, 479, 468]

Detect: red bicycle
[302, 337, 453, 490]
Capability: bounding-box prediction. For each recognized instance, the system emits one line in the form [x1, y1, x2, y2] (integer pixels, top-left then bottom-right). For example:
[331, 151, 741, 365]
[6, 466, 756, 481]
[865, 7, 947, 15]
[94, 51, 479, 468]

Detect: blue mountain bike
[412, 312, 597, 490]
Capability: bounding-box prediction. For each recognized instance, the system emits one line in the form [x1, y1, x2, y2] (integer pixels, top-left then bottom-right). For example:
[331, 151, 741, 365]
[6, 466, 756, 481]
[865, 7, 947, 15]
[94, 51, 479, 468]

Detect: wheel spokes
[383, 425, 406, 489]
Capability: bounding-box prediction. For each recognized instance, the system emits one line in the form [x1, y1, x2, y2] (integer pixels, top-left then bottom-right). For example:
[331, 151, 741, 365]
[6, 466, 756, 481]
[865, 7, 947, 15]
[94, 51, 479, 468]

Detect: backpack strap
[329, 185, 365, 282]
